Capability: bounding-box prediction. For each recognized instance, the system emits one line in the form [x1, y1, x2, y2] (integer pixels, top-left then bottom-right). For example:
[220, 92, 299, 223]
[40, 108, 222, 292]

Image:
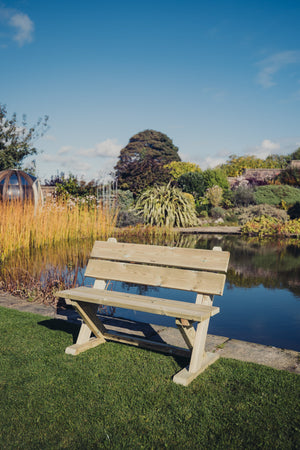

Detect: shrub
[199, 210, 208, 218]
[177, 171, 204, 197]
[210, 207, 226, 219]
[205, 185, 223, 207]
[236, 204, 289, 225]
[117, 190, 134, 209]
[242, 216, 300, 237]
[202, 168, 229, 192]
[116, 190, 144, 227]
[254, 185, 300, 207]
[133, 184, 198, 227]
[224, 211, 239, 223]
[178, 168, 229, 198]
[288, 201, 300, 220]
[276, 168, 300, 187]
[232, 185, 255, 207]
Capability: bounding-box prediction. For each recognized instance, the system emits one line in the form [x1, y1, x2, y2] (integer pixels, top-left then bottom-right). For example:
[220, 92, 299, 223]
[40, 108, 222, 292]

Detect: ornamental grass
[0, 199, 117, 262]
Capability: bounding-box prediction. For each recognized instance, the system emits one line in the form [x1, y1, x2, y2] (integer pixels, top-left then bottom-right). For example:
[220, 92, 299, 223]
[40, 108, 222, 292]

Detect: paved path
[0, 290, 299, 375]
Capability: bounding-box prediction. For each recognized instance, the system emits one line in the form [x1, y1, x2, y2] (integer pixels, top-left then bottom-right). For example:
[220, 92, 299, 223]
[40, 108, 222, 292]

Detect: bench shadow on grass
[38, 318, 80, 343]
[38, 315, 188, 370]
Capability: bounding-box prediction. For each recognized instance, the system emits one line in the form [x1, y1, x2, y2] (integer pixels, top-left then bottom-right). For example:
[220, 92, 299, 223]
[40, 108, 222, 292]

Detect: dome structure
[0, 169, 43, 206]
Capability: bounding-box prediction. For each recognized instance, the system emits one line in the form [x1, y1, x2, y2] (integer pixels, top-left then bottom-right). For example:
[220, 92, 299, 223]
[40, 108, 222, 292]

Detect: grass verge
[0, 306, 299, 449]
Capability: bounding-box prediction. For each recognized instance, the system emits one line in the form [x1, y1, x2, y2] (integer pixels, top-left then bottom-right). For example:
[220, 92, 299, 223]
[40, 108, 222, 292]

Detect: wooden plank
[173, 352, 220, 386]
[103, 330, 191, 358]
[71, 301, 107, 340]
[56, 286, 220, 322]
[176, 319, 196, 350]
[189, 294, 214, 373]
[85, 260, 226, 295]
[91, 241, 230, 273]
[65, 337, 104, 355]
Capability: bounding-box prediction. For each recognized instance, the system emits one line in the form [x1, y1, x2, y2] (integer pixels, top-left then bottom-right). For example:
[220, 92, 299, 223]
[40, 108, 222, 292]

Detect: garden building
[0, 169, 43, 206]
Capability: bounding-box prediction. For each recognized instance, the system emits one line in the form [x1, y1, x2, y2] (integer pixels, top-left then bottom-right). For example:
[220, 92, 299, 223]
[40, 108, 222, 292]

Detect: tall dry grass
[0, 200, 118, 262]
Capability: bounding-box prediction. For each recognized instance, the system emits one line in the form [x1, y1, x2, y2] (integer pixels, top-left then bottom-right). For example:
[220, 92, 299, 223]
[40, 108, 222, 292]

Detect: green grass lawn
[0, 306, 299, 449]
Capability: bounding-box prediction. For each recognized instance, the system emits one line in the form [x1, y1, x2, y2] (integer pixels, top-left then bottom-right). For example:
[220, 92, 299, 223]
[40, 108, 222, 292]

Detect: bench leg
[173, 294, 219, 386]
[176, 319, 195, 350]
[65, 301, 107, 355]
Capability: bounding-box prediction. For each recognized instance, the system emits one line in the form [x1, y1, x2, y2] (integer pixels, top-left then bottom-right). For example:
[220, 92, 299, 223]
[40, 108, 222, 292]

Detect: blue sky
[1, 0, 300, 182]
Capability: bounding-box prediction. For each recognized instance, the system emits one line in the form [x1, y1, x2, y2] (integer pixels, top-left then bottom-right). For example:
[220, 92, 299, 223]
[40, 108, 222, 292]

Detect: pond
[1, 234, 299, 352]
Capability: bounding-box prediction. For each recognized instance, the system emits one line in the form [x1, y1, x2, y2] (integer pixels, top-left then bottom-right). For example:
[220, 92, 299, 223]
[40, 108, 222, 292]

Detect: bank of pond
[0, 233, 299, 352]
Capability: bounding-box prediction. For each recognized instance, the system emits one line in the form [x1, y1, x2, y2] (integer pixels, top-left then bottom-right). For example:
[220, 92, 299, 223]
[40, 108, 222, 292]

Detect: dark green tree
[0, 104, 49, 171]
[177, 171, 205, 197]
[289, 147, 300, 161]
[115, 129, 180, 193]
[178, 168, 229, 198]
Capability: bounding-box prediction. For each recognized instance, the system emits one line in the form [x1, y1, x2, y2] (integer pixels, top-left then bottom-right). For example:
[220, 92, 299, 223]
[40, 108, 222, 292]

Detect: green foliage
[164, 161, 201, 180]
[177, 171, 204, 196]
[288, 201, 300, 219]
[48, 174, 97, 201]
[205, 185, 223, 207]
[232, 185, 256, 207]
[254, 185, 300, 207]
[210, 206, 226, 219]
[202, 168, 229, 192]
[115, 130, 180, 192]
[289, 146, 300, 161]
[133, 184, 198, 227]
[236, 204, 289, 225]
[116, 157, 172, 196]
[276, 167, 300, 186]
[0, 104, 49, 171]
[116, 190, 142, 227]
[242, 216, 300, 237]
[178, 168, 229, 199]
[116, 189, 134, 209]
[220, 154, 288, 177]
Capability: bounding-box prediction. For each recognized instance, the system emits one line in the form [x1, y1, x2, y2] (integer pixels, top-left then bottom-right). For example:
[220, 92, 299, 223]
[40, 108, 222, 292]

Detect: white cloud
[58, 145, 73, 155]
[256, 51, 300, 88]
[9, 12, 34, 46]
[78, 138, 122, 158]
[0, 6, 34, 46]
[242, 139, 281, 159]
[199, 155, 228, 169]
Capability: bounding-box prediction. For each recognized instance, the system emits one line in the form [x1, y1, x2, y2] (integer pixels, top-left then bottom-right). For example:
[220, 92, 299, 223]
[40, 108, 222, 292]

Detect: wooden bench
[55, 238, 230, 386]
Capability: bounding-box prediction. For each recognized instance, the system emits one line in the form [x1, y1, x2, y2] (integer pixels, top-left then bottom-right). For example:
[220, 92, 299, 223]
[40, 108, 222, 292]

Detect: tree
[289, 147, 300, 161]
[220, 154, 288, 177]
[164, 161, 201, 180]
[116, 157, 173, 196]
[114, 129, 180, 193]
[177, 171, 205, 197]
[178, 168, 229, 198]
[0, 104, 49, 172]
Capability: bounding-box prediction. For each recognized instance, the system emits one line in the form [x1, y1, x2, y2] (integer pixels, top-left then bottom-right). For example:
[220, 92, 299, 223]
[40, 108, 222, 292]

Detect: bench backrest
[85, 240, 230, 297]
[85, 241, 229, 295]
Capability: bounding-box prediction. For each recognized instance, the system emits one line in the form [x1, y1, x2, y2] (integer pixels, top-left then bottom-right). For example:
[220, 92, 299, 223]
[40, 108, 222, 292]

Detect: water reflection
[0, 234, 299, 351]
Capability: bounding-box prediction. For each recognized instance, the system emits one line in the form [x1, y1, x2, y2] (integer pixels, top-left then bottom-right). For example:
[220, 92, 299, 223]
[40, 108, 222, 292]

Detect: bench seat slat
[57, 286, 220, 322]
[85, 260, 226, 296]
[91, 241, 230, 273]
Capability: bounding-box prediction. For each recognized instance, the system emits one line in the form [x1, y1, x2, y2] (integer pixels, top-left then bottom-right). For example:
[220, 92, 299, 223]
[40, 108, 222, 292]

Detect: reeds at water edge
[0, 200, 118, 262]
